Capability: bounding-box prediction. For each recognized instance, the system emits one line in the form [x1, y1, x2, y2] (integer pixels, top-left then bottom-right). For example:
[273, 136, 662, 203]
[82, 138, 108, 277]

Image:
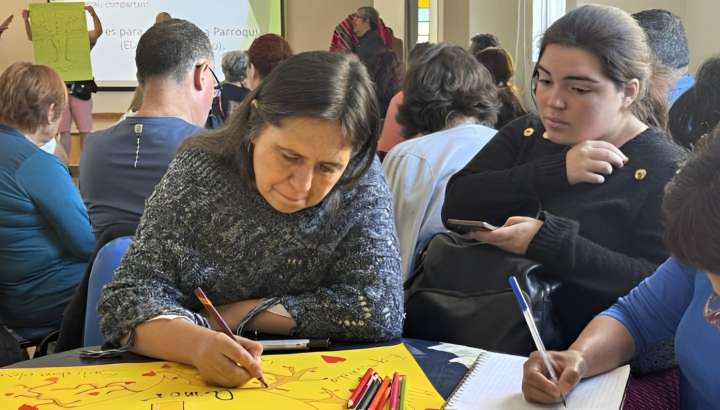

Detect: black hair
[632, 9, 689, 70]
[469, 33, 500, 55]
[663, 126, 720, 274]
[366, 50, 403, 119]
[535, 5, 670, 130]
[669, 56, 720, 149]
[182, 51, 380, 189]
[135, 19, 213, 85]
[397, 43, 500, 138]
[474, 47, 527, 128]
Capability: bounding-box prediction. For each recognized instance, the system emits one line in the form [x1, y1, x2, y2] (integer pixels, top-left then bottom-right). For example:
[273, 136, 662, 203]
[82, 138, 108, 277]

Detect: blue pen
[509, 276, 567, 407]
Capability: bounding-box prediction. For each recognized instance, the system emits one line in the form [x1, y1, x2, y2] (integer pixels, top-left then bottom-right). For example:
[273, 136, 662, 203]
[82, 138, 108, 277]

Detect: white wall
[467, 0, 534, 105]
[0, 0, 372, 113]
[684, 0, 720, 74]
[572, 0, 719, 74]
[374, 0, 404, 40]
[463, 0, 720, 104]
[4, 1, 720, 113]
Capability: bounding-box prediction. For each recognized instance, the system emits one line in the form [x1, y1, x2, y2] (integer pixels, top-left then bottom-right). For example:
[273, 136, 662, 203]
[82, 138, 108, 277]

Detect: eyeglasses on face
[197, 63, 222, 98]
[207, 65, 222, 98]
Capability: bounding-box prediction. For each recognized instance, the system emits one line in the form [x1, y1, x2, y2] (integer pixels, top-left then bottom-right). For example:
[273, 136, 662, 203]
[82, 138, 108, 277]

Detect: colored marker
[348, 368, 374, 409]
[398, 375, 407, 410]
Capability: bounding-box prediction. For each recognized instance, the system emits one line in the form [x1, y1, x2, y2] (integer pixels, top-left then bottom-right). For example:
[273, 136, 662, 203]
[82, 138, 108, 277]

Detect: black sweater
[443, 114, 687, 346]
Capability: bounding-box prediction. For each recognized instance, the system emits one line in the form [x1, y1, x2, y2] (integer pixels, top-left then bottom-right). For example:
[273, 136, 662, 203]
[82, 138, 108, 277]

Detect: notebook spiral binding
[443, 351, 488, 409]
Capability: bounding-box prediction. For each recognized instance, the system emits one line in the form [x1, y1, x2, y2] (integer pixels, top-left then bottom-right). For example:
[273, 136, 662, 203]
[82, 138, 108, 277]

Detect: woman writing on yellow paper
[98, 51, 403, 387]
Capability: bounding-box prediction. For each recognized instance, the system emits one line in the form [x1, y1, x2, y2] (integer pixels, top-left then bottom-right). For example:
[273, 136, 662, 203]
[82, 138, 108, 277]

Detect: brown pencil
[193, 287, 268, 388]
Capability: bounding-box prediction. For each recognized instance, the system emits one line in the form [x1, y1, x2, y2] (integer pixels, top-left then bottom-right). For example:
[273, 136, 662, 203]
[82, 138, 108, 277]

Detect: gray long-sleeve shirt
[98, 147, 404, 345]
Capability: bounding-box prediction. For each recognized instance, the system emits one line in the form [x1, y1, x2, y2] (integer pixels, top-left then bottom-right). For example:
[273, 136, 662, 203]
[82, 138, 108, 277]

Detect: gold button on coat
[635, 169, 647, 181]
[542, 132, 549, 139]
[523, 127, 534, 137]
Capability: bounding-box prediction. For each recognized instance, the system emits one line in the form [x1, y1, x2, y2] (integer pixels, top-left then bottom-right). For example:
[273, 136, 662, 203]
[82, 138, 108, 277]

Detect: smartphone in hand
[446, 218, 498, 233]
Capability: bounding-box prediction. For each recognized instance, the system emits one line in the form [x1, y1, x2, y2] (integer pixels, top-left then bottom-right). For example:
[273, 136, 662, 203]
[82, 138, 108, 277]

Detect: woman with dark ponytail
[474, 46, 527, 128]
[443, 4, 686, 347]
[98, 52, 403, 388]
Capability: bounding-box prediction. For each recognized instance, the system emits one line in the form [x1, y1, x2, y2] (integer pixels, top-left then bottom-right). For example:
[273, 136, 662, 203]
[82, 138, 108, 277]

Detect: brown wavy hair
[0, 62, 66, 134]
[397, 43, 500, 138]
[663, 126, 720, 274]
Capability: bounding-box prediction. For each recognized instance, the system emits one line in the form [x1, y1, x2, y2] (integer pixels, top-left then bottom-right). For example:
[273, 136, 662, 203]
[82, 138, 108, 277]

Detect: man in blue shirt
[80, 19, 216, 237]
[633, 9, 695, 106]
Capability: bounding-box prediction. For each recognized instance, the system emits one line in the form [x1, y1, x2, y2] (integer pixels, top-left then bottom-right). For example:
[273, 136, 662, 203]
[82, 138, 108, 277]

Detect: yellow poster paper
[29, 3, 92, 81]
[0, 344, 444, 409]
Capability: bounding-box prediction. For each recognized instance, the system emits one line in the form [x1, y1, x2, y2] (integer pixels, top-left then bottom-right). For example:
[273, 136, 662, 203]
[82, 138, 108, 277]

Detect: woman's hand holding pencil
[194, 287, 267, 388]
[192, 330, 265, 388]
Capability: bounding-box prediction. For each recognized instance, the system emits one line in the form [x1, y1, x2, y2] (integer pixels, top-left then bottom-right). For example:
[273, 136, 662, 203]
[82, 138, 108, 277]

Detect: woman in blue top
[521, 130, 720, 409]
[0, 62, 95, 330]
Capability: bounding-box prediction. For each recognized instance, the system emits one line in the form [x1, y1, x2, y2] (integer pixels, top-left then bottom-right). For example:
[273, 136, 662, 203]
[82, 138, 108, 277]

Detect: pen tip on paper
[259, 377, 269, 388]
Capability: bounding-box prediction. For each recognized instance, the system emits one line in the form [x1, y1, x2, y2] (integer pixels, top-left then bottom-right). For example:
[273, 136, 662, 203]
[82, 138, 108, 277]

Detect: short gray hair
[135, 19, 214, 85]
[632, 9, 689, 70]
[221, 50, 249, 83]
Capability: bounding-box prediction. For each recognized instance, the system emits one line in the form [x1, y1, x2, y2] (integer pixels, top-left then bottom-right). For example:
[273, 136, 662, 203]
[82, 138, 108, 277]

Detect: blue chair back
[83, 236, 133, 347]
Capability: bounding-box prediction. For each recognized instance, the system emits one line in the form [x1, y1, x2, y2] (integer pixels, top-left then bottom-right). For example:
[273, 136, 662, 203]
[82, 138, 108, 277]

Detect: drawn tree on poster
[1, 346, 444, 410]
[29, 3, 92, 81]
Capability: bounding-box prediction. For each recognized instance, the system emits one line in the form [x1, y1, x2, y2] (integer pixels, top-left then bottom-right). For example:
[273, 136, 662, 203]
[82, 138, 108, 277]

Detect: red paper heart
[142, 371, 156, 376]
[44, 377, 59, 383]
[161, 364, 171, 369]
[87, 392, 99, 396]
[321, 355, 346, 364]
[19, 405, 38, 410]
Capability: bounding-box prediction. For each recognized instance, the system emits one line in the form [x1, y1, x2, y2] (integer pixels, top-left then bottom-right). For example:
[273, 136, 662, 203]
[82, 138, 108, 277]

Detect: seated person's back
[79, 19, 214, 236]
[206, 50, 251, 128]
[383, 43, 499, 279]
[0, 62, 95, 329]
[81, 117, 202, 235]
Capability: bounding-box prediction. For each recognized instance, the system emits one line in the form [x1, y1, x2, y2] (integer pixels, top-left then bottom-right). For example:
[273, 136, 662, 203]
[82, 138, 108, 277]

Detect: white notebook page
[445, 350, 630, 410]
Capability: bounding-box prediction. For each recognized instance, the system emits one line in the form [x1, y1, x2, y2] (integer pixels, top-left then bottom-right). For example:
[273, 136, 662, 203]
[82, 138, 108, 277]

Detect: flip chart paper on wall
[0, 344, 444, 409]
[29, 3, 93, 82]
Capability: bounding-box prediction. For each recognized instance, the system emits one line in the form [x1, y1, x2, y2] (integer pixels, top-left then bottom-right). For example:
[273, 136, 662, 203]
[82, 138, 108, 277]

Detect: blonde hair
[0, 62, 66, 134]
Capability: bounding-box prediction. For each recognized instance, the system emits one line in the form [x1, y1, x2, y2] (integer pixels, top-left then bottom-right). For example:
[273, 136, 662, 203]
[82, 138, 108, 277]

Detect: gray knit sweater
[98, 147, 404, 345]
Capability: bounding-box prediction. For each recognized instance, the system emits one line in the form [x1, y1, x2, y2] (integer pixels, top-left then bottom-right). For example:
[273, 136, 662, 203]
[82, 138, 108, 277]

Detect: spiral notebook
[444, 350, 630, 409]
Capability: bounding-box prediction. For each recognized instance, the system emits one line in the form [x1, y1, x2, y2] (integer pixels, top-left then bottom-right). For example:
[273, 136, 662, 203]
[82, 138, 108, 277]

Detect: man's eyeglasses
[207, 65, 222, 98]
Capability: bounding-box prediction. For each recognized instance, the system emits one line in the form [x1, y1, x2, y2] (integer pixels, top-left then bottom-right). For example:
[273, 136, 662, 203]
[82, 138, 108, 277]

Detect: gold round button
[523, 127, 534, 137]
[542, 132, 549, 139]
[635, 168, 647, 181]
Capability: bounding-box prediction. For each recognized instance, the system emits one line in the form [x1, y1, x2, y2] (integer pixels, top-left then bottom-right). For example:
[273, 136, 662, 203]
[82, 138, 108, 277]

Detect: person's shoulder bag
[404, 232, 562, 355]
